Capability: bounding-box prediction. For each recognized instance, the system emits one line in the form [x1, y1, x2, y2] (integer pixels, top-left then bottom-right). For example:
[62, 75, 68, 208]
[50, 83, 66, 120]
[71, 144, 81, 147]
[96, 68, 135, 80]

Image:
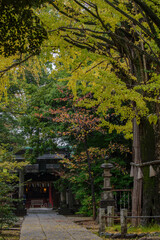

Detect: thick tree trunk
[132, 118, 142, 226]
[140, 112, 160, 224]
[155, 103, 160, 160]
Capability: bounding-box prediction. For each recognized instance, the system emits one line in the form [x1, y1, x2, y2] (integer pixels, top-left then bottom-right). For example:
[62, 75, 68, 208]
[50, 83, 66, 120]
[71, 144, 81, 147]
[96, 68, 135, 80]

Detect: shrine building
[15, 148, 77, 215]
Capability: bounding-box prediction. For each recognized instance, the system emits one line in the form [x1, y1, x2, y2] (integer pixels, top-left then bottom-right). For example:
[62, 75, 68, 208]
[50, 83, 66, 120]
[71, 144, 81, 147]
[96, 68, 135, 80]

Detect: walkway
[20, 209, 102, 240]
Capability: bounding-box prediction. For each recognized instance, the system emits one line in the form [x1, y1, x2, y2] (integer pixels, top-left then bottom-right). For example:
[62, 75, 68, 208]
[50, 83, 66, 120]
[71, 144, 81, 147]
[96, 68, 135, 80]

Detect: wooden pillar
[19, 169, 24, 199]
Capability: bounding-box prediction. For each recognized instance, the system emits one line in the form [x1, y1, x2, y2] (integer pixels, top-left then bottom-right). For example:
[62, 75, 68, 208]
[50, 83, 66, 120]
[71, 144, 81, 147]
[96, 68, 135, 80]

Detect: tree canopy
[1, 0, 160, 223]
[32, 0, 160, 137]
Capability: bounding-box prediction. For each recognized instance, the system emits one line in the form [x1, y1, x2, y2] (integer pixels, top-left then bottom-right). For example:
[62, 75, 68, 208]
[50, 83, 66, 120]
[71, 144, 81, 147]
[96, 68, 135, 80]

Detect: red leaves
[33, 87, 101, 141]
[34, 113, 43, 118]
[108, 143, 131, 154]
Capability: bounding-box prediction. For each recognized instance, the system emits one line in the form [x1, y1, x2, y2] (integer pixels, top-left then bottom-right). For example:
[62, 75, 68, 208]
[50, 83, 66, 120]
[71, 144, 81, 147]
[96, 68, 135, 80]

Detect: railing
[112, 189, 132, 214]
[123, 214, 160, 235]
[31, 199, 43, 208]
[102, 210, 160, 236]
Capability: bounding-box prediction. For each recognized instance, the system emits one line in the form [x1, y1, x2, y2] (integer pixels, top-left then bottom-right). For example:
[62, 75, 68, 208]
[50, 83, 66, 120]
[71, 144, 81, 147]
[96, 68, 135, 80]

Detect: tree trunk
[140, 114, 160, 224]
[84, 137, 96, 220]
[132, 117, 142, 226]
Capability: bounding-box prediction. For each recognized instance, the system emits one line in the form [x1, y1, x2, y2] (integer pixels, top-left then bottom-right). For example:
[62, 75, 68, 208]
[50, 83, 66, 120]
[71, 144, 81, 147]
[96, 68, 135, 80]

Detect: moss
[140, 119, 155, 163]
[143, 166, 155, 192]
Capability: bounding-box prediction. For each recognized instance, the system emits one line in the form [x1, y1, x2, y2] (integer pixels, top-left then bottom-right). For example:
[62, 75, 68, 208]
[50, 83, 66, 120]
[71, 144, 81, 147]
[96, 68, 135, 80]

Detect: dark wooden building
[15, 148, 78, 215]
[15, 149, 65, 209]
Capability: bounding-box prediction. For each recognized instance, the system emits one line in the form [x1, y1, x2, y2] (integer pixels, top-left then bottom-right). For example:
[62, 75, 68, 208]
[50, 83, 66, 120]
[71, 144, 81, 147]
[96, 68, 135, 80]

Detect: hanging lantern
[149, 165, 156, 177]
[130, 165, 134, 177]
[43, 187, 47, 193]
[137, 167, 143, 179]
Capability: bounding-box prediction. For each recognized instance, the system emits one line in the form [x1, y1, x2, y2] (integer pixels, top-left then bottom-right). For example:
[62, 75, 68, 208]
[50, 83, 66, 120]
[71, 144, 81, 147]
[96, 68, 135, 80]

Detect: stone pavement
[20, 209, 102, 240]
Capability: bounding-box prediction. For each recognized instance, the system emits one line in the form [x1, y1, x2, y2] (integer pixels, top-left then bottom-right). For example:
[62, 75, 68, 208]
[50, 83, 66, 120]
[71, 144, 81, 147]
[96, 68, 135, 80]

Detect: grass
[106, 223, 160, 234]
[0, 229, 20, 240]
[0, 217, 23, 240]
[128, 224, 160, 234]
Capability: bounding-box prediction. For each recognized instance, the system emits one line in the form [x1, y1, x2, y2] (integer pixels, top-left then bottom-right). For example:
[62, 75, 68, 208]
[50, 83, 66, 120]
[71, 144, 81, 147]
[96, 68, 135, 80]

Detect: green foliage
[0, 148, 27, 231]
[111, 157, 132, 189]
[28, 76, 133, 216]
[0, 182, 17, 231]
[21, 71, 71, 159]
[59, 145, 132, 216]
[31, 0, 160, 139]
[0, 0, 47, 57]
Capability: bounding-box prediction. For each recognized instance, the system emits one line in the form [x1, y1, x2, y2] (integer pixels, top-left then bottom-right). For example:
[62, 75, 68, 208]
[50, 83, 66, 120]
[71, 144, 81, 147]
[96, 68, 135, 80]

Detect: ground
[0, 229, 20, 240]
[66, 215, 99, 232]
[0, 215, 99, 240]
[0, 217, 23, 240]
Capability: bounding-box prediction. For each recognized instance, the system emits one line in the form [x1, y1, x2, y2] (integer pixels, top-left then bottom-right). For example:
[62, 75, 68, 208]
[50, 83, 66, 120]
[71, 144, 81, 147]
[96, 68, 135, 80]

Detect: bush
[0, 182, 17, 231]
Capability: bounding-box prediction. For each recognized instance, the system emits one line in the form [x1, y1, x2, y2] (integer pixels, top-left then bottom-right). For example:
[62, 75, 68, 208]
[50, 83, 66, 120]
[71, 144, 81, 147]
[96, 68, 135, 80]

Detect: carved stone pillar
[99, 163, 115, 233]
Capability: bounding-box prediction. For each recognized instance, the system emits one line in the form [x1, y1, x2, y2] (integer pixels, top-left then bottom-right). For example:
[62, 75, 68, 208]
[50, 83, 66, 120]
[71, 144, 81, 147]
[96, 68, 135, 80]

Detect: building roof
[37, 153, 65, 160]
[14, 155, 25, 160]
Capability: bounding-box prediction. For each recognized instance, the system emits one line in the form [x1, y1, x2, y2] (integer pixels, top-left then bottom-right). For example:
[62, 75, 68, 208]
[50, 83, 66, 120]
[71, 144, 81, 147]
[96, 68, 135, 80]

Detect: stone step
[27, 208, 54, 214]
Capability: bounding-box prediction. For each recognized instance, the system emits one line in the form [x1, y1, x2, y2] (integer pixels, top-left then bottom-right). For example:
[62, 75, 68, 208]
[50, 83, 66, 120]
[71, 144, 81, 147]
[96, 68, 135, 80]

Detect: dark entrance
[25, 172, 60, 209]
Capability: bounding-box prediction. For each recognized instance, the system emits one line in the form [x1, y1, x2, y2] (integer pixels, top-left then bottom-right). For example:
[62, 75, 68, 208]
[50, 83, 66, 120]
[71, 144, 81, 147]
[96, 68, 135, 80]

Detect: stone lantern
[99, 162, 115, 232]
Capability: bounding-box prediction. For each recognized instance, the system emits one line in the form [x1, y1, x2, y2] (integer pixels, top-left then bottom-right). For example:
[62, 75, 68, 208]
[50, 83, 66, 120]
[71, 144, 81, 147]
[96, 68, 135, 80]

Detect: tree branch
[48, 1, 79, 21]
[110, 32, 160, 65]
[49, 26, 109, 34]
[0, 54, 34, 77]
[73, 0, 98, 20]
[133, 0, 160, 28]
[104, 0, 157, 40]
[85, 60, 106, 73]
[48, 0, 97, 25]
[71, 61, 84, 73]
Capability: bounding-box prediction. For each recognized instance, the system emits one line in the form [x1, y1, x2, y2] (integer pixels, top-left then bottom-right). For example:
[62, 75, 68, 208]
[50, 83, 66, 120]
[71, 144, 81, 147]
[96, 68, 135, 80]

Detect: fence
[100, 209, 160, 236]
[112, 189, 132, 214]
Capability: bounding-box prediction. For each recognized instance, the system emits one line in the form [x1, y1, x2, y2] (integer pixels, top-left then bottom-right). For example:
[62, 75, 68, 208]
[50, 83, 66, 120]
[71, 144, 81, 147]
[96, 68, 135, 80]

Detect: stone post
[60, 190, 67, 207]
[68, 189, 73, 209]
[120, 209, 128, 236]
[99, 163, 115, 233]
[107, 205, 114, 227]
[66, 190, 69, 206]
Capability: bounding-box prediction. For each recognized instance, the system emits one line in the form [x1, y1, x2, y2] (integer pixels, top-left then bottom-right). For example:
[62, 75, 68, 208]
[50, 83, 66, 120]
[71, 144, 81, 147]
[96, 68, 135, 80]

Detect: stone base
[58, 207, 75, 215]
[15, 204, 27, 216]
[99, 232, 160, 239]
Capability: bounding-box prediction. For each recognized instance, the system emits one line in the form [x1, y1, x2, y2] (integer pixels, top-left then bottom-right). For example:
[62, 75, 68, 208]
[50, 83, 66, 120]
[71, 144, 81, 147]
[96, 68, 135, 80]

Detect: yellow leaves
[1, 0, 159, 140]
[0, 161, 27, 171]
[0, 147, 28, 183]
[148, 114, 158, 125]
[0, 75, 9, 103]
